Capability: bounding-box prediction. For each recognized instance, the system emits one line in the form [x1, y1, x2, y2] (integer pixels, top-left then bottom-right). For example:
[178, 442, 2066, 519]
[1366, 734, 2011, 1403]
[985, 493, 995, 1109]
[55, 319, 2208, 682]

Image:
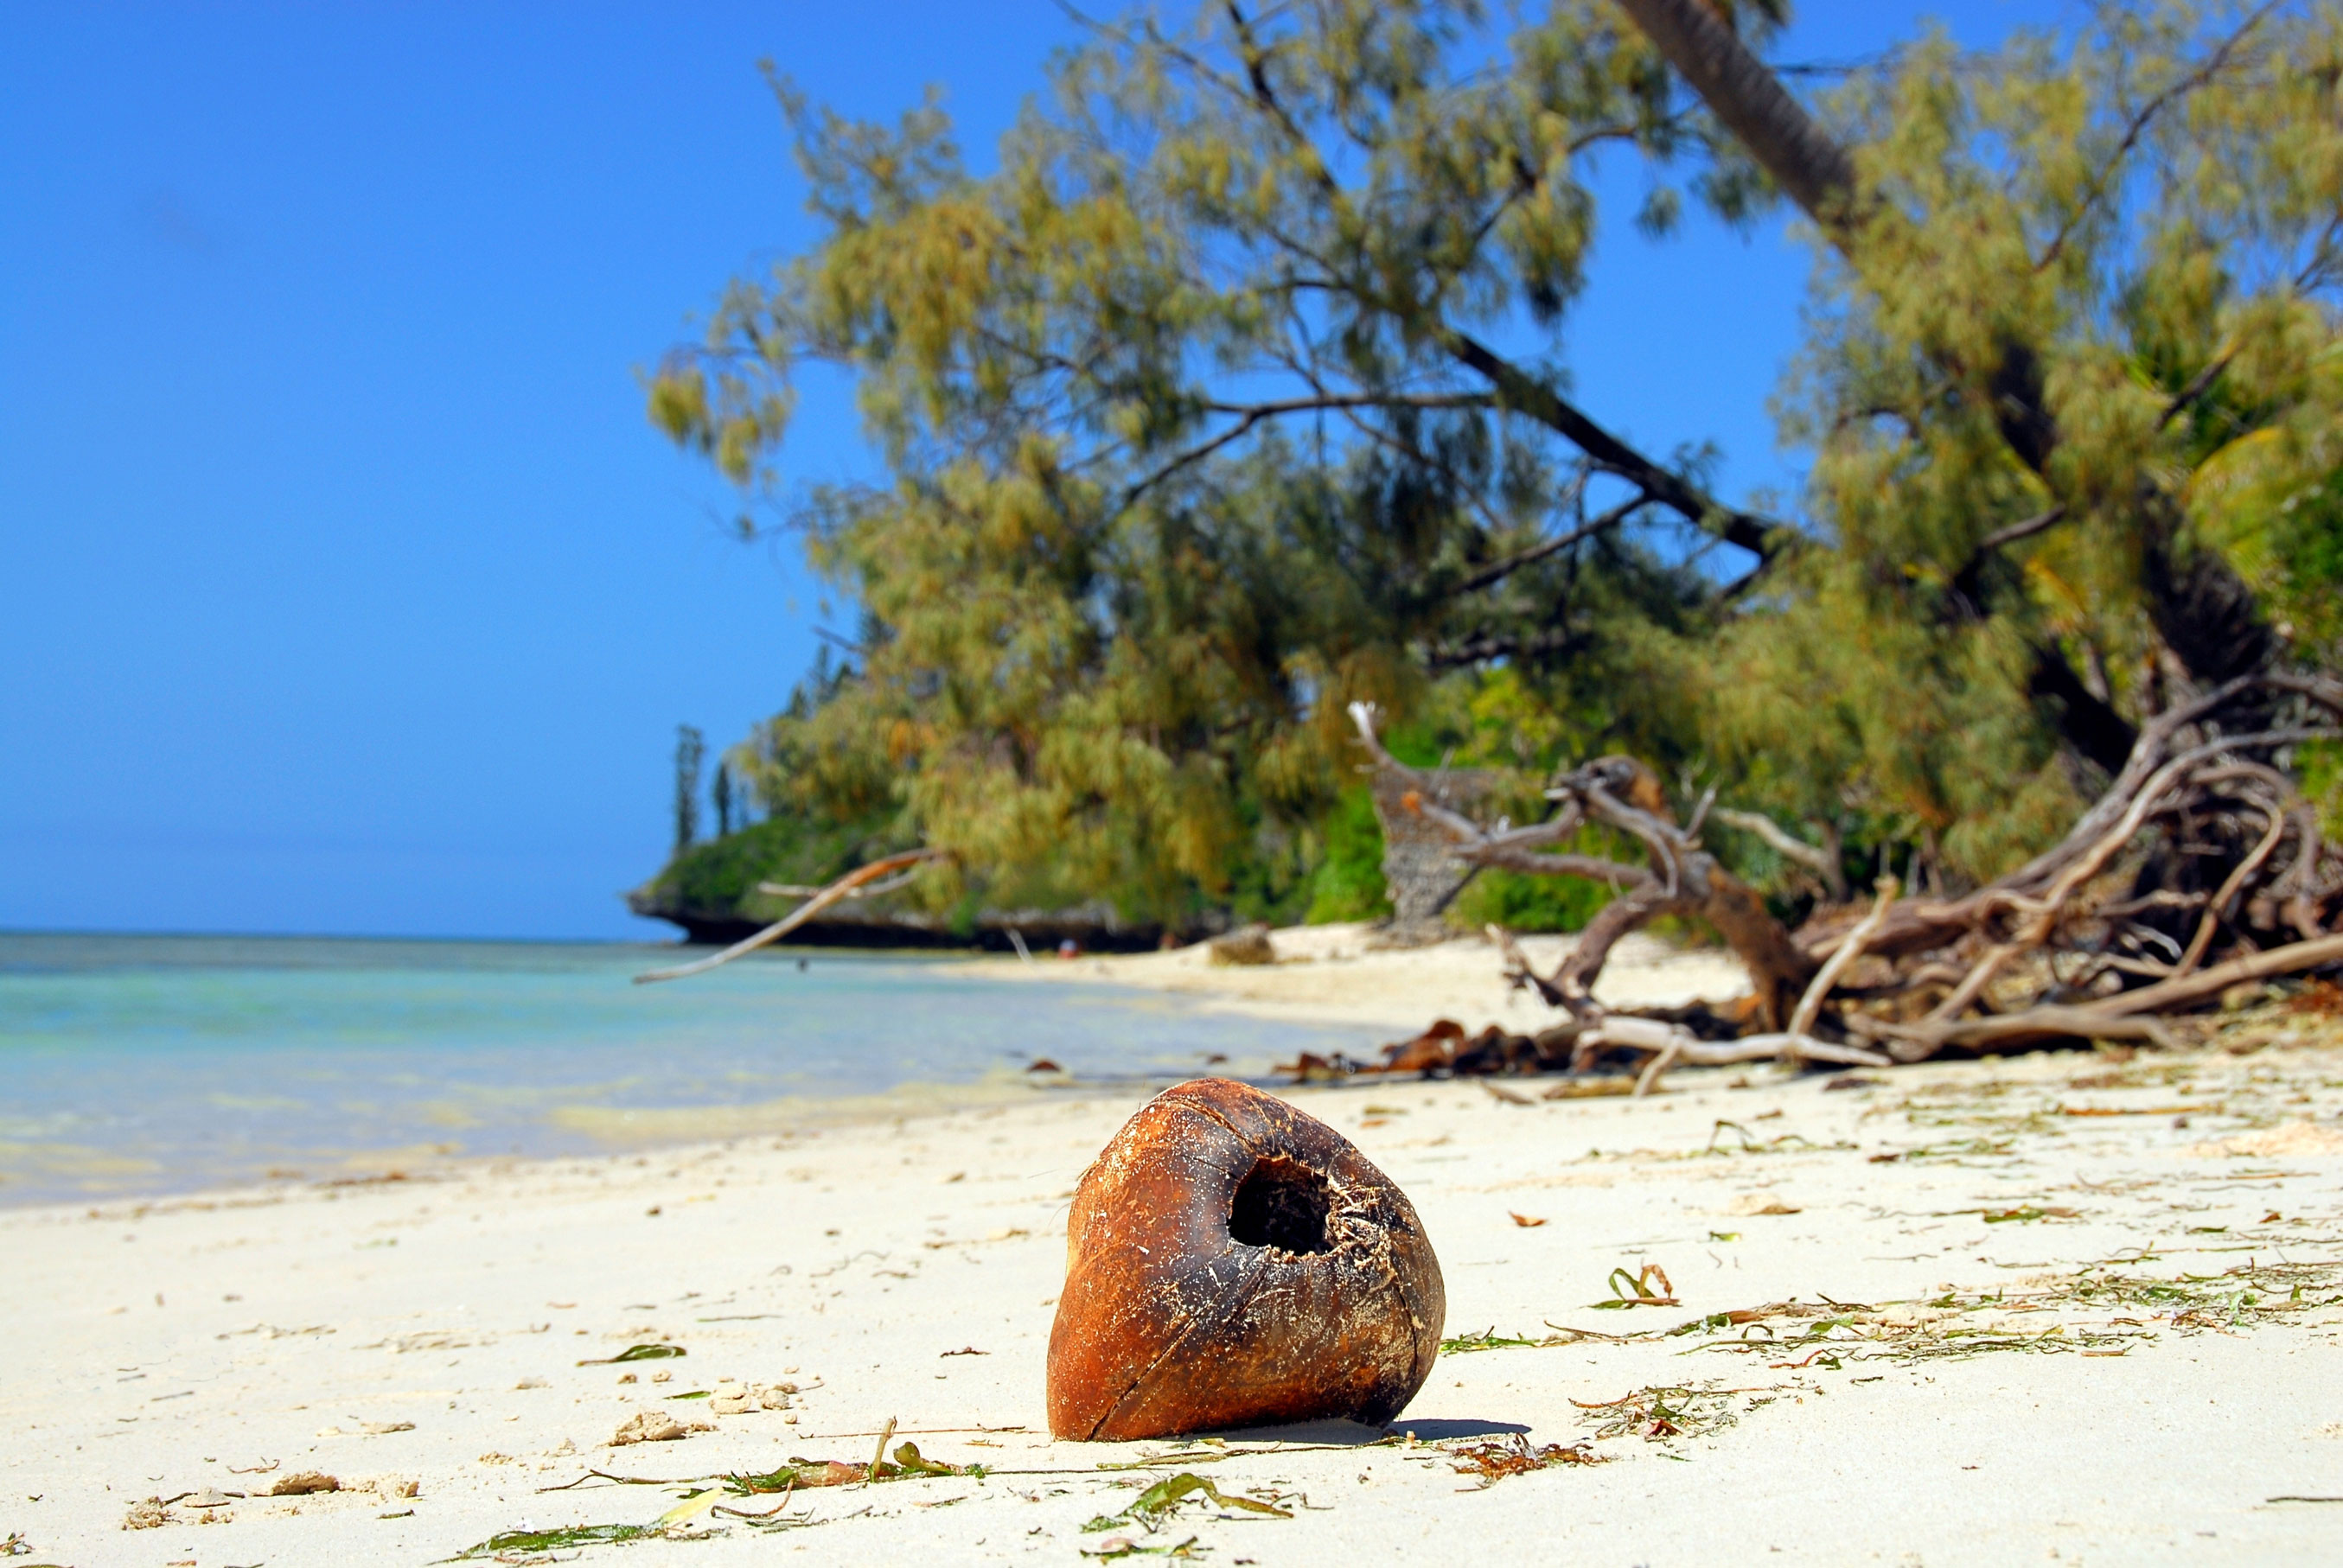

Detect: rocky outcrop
[624, 883, 1183, 953]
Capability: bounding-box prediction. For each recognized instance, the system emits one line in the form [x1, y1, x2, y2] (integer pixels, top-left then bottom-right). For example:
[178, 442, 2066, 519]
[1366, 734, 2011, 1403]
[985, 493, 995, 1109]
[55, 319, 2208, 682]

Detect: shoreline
[0, 934, 1396, 1212]
[7, 1025, 2342, 1565]
[0, 922, 1727, 1214]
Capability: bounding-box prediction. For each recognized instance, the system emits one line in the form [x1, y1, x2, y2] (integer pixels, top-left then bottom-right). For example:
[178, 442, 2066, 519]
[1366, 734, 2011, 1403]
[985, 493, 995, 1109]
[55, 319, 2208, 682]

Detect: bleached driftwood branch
[1347, 701, 1818, 1029]
[1711, 807, 1848, 902]
[756, 868, 923, 901]
[636, 849, 948, 984]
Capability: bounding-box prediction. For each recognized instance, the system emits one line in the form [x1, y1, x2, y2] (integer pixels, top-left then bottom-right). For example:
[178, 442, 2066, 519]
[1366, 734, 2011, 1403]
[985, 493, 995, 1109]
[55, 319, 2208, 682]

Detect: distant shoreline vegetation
[631, 697, 1620, 949]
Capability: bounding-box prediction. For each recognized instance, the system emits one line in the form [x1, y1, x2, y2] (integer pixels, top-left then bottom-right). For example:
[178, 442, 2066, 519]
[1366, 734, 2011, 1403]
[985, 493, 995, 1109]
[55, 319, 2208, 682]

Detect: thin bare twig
[1712, 807, 1845, 901]
[1451, 494, 1651, 596]
[2034, 3, 2281, 272]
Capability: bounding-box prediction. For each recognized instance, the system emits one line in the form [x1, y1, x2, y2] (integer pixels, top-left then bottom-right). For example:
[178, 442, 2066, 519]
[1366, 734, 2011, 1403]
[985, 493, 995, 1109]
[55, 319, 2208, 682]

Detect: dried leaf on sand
[1589, 1264, 1677, 1309]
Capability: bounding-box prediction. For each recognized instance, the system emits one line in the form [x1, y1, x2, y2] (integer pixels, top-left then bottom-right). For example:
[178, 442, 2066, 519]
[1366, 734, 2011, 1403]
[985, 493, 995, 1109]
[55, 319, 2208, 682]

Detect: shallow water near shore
[0, 931, 1374, 1207]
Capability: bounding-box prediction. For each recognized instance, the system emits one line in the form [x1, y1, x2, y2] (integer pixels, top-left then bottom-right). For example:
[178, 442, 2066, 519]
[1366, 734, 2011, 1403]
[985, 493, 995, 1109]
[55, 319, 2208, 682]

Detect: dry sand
[6, 930, 2343, 1565]
[947, 921, 1754, 1035]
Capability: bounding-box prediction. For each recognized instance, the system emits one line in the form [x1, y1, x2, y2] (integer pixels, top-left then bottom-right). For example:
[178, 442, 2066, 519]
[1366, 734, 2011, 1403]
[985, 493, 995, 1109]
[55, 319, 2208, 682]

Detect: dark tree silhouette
[674, 724, 705, 854]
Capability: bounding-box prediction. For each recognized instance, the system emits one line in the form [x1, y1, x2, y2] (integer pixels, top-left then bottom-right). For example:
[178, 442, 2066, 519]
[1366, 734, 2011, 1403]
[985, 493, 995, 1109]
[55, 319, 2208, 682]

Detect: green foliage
[650, 1, 1762, 921]
[644, 810, 910, 920]
[448, 1524, 656, 1559]
[1727, 0, 2343, 884]
[1454, 865, 1612, 934]
[2303, 740, 2343, 843]
[2201, 459, 2343, 663]
[649, 1, 2340, 924]
[1305, 787, 1393, 924]
[1081, 1471, 1290, 1533]
[672, 723, 704, 854]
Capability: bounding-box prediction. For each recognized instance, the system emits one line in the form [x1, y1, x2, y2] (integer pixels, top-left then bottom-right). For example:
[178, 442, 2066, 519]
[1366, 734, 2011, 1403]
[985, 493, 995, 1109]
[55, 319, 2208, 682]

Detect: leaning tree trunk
[1618, 0, 2280, 725]
[1612, 0, 1858, 225]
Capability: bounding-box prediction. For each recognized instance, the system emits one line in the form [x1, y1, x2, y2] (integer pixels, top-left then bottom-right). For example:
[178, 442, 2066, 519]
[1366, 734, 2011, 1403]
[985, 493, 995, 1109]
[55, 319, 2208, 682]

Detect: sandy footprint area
[5, 940, 2343, 1565]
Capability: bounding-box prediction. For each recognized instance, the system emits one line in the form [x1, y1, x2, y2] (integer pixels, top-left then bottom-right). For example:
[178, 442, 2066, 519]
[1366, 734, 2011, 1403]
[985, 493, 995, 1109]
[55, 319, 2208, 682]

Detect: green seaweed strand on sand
[1440, 1328, 1559, 1354]
[577, 1342, 686, 1366]
[1082, 1472, 1291, 1533]
[444, 1522, 661, 1560]
[725, 1442, 980, 1494]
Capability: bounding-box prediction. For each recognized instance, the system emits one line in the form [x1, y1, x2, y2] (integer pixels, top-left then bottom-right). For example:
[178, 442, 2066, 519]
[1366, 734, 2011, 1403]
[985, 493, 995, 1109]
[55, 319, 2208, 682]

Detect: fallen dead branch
[1712, 806, 1847, 902]
[635, 849, 948, 984]
[1787, 877, 1899, 1040]
[1344, 673, 2343, 1082]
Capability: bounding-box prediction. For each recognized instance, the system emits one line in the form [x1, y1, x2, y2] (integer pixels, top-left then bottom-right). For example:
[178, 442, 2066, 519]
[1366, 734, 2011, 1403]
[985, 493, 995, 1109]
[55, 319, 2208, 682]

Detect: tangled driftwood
[1346, 672, 2343, 1093]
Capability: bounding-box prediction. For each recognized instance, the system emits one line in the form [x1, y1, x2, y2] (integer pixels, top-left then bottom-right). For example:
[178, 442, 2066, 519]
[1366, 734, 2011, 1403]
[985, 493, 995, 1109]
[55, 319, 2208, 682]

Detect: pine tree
[1644, 0, 2343, 883]
[673, 724, 705, 855]
[649, 1, 2342, 916]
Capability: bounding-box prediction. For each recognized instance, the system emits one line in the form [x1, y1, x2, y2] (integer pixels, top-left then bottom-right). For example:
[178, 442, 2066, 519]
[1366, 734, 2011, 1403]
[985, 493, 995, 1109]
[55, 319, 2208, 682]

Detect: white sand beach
[5, 933, 2343, 1566]
[948, 921, 1754, 1034]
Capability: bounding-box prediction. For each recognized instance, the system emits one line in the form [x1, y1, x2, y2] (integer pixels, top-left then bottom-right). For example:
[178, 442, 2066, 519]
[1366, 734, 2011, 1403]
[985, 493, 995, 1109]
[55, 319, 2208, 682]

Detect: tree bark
[1612, 0, 1859, 225]
[1617, 0, 2278, 708]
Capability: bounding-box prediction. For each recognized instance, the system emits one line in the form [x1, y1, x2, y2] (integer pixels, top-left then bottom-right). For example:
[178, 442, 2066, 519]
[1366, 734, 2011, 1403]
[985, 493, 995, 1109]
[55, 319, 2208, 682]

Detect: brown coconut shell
[1045, 1077, 1445, 1441]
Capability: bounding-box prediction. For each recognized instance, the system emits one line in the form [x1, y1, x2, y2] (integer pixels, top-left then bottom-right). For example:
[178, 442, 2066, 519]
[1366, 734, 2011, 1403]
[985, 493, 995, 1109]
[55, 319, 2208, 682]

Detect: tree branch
[1224, 2, 1341, 196]
[1450, 494, 1650, 596]
[1425, 625, 1587, 671]
[1116, 392, 1498, 509]
[1712, 806, 1847, 902]
[635, 849, 948, 983]
[2157, 352, 2236, 430]
[2033, 3, 2281, 272]
[1948, 504, 2067, 609]
[1440, 328, 1779, 563]
[1787, 876, 1897, 1039]
[1203, 392, 1493, 419]
[1347, 704, 1817, 1024]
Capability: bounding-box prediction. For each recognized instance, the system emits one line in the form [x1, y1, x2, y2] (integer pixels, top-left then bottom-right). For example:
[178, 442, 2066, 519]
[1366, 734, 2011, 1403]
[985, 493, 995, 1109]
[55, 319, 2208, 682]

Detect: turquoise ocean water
[0, 933, 1374, 1208]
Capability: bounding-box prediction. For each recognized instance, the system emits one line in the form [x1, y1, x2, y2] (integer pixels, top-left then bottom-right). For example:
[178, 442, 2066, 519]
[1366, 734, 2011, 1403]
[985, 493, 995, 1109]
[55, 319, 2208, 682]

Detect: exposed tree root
[1345, 675, 2343, 1092]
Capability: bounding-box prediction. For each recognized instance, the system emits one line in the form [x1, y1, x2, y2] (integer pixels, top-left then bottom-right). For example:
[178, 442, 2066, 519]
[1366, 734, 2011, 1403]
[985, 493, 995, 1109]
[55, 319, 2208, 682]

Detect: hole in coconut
[1229, 1157, 1334, 1254]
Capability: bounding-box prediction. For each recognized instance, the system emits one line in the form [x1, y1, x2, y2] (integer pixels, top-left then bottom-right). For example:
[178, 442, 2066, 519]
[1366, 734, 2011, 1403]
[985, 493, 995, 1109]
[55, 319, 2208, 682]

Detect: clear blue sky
[0, 2, 2067, 941]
